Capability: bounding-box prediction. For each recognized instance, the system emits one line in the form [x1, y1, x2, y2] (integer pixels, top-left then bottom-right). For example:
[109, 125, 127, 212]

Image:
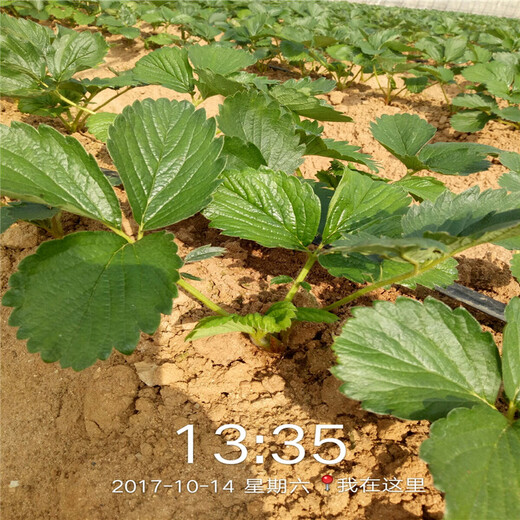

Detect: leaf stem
[177, 278, 230, 316]
[284, 249, 320, 303]
[92, 86, 133, 112]
[104, 223, 135, 243]
[55, 91, 96, 115]
[506, 401, 517, 424]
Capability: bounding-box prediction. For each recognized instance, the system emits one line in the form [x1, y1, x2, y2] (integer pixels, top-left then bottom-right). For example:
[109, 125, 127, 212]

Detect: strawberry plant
[2, 98, 520, 364]
[0, 12, 141, 133]
[450, 58, 520, 132]
[369, 113, 517, 201]
[332, 295, 520, 520]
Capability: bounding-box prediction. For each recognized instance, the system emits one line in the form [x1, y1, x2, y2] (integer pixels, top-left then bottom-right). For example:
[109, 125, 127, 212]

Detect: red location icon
[321, 474, 333, 491]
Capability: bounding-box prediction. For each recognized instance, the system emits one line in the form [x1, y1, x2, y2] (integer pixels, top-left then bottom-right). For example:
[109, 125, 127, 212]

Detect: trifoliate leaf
[107, 98, 224, 231]
[47, 30, 108, 82]
[85, 112, 117, 142]
[186, 301, 297, 341]
[451, 93, 498, 111]
[332, 297, 501, 420]
[0, 122, 121, 228]
[270, 275, 294, 285]
[188, 44, 256, 76]
[217, 91, 305, 174]
[402, 187, 520, 250]
[393, 175, 447, 201]
[302, 136, 378, 171]
[295, 307, 338, 323]
[450, 111, 492, 133]
[204, 168, 321, 251]
[184, 245, 226, 264]
[269, 82, 351, 122]
[417, 142, 491, 175]
[134, 47, 194, 93]
[319, 252, 458, 289]
[322, 169, 410, 244]
[420, 406, 520, 520]
[328, 233, 447, 265]
[370, 113, 435, 171]
[2, 231, 181, 370]
[503, 297, 520, 407]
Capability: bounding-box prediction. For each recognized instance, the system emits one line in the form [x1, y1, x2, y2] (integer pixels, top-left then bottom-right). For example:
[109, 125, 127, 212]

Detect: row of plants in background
[1, 5, 520, 518]
[1, 3, 519, 132]
[1, 96, 519, 518]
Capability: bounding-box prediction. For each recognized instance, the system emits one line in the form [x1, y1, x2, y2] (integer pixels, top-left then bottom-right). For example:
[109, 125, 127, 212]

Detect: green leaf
[322, 169, 410, 244]
[512, 254, 520, 282]
[134, 47, 194, 93]
[220, 136, 267, 170]
[295, 307, 338, 323]
[319, 252, 458, 289]
[109, 26, 140, 39]
[217, 92, 305, 174]
[180, 272, 202, 281]
[394, 175, 447, 201]
[302, 136, 378, 171]
[269, 82, 351, 122]
[188, 44, 256, 76]
[0, 12, 52, 50]
[420, 406, 520, 520]
[417, 142, 491, 175]
[204, 168, 321, 251]
[499, 151, 520, 174]
[0, 201, 59, 233]
[47, 30, 108, 82]
[0, 33, 46, 96]
[493, 106, 520, 123]
[195, 68, 247, 99]
[107, 99, 224, 231]
[270, 275, 293, 285]
[184, 245, 226, 264]
[444, 35, 468, 62]
[332, 297, 501, 421]
[499, 172, 520, 192]
[503, 297, 520, 407]
[450, 111, 492, 133]
[18, 94, 66, 117]
[370, 114, 435, 171]
[404, 75, 429, 93]
[402, 187, 520, 250]
[80, 71, 142, 89]
[2, 231, 181, 371]
[85, 112, 117, 142]
[0, 122, 121, 228]
[186, 301, 297, 341]
[329, 233, 447, 264]
[73, 12, 96, 25]
[145, 33, 182, 47]
[451, 93, 498, 111]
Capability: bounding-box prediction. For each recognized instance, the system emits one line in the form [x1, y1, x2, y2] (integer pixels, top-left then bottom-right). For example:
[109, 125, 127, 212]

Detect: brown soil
[1, 35, 519, 520]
